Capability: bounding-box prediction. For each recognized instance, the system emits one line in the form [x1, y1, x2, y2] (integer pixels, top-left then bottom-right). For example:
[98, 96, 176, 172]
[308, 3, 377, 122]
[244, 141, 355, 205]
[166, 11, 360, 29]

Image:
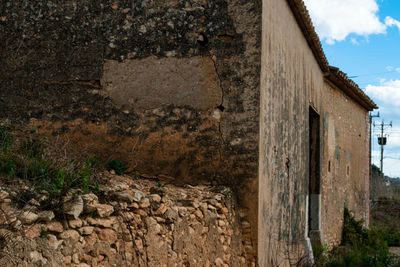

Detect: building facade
[0, 0, 376, 265]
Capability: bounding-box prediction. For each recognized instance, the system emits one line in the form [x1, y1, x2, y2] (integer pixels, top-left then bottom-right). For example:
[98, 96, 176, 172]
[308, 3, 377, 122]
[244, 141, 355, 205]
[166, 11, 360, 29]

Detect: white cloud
[303, 0, 386, 44]
[350, 38, 360, 45]
[385, 16, 400, 31]
[366, 79, 400, 107]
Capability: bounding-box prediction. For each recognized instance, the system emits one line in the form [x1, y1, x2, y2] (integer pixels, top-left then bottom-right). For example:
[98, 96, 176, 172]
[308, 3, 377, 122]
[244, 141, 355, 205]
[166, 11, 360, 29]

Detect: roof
[286, 0, 377, 111]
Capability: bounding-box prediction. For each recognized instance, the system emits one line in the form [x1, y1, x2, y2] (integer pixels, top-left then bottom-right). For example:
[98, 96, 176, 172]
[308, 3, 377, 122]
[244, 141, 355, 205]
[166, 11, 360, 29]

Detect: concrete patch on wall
[101, 57, 222, 110]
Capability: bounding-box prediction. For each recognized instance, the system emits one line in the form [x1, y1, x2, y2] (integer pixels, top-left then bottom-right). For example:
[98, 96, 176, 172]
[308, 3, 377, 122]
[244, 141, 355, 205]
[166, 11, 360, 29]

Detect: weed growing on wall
[0, 121, 101, 211]
[314, 208, 400, 267]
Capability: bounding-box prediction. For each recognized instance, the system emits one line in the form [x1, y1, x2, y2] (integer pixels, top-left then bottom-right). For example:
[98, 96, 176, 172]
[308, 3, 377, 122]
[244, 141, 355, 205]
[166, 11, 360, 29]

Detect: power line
[349, 70, 399, 79]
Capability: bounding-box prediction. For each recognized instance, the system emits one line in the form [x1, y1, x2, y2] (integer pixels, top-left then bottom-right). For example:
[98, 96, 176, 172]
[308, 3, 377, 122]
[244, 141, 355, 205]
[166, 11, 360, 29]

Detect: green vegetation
[0, 121, 100, 210]
[106, 159, 127, 175]
[314, 208, 400, 267]
[0, 121, 13, 152]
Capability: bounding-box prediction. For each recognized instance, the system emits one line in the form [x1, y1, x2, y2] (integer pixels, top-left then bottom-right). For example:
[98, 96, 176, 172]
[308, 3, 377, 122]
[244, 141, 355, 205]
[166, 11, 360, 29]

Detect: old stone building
[0, 0, 376, 265]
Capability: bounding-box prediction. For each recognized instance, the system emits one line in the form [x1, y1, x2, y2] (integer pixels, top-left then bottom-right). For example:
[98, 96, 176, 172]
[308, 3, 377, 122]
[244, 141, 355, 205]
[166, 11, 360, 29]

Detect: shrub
[315, 208, 400, 267]
[0, 121, 13, 151]
[106, 159, 127, 175]
[0, 123, 100, 211]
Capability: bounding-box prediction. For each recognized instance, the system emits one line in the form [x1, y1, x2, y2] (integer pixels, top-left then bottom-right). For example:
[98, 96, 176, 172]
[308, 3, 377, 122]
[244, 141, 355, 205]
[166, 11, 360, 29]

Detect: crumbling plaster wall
[259, 0, 325, 265]
[259, 0, 370, 264]
[320, 81, 369, 248]
[0, 0, 261, 258]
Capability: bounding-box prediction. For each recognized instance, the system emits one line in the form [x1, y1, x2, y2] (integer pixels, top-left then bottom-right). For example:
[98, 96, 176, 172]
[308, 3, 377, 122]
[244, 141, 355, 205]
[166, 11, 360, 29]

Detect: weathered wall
[259, 0, 325, 265]
[259, 0, 371, 264]
[320, 81, 369, 248]
[0, 0, 261, 257]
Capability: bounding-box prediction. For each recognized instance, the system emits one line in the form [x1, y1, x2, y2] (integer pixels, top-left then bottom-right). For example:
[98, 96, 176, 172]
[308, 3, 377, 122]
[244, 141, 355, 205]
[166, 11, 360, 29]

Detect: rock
[69, 218, 83, 228]
[11, 220, 22, 230]
[163, 208, 178, 222]
[155, 217, 166, 223]
[64, 255, 72, 264]
[59, 230, 80, 242]
[150, 186, 166, 196]
[0, 190, 9, 200]
[194, 210, 203, 219]
[139, 198, 150, 208]
[46, 221, 64, 233]
[178, 207, 187, 216]
[97, 228, 117, 244]
[215, 258, 224, 266]
[72, 253, 79, 264]
[25, 224, 42, 239]
[241, 221, 251, 229]
[19, 211, 39, 224]
[29, 198, 41, 207]
[149, 194, 162, 203]
[82, 193, 99, 212]
[93, 203, 114, 217]
[221, 207, 229, 214]
[114, 189, 145, 203]
[153, 204, 168, 215]
[145, 217, 162, 234]
[48, 234, 63, 249]
[110, 181, 129, 191]
[30, 251, 47, 264]
[86, 217, 117, 228]
[78, 226, 94, 235]
[37, 211, 55, 222]
[63, 195, 83, 219]
[128, 202, 139, 209]
[145, 217, 157, 227]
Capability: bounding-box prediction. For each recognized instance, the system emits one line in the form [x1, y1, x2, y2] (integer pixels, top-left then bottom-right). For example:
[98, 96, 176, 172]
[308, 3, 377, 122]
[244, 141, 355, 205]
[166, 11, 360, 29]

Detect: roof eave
[325, 68, 378, 111]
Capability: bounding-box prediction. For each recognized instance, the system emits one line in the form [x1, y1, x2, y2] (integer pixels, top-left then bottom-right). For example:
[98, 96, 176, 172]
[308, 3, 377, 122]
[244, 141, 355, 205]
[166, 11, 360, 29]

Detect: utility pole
[374, 120, 392, 174]
[369, 112, 379, 177]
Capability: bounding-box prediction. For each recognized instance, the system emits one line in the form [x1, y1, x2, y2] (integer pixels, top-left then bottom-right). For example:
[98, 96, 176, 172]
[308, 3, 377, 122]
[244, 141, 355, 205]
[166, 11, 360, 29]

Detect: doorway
[308, 107, 321, 238]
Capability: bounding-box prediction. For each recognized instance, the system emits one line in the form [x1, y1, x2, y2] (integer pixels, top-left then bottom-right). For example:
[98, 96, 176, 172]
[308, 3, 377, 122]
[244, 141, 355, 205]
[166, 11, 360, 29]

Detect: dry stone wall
[0, 173, 253, 266]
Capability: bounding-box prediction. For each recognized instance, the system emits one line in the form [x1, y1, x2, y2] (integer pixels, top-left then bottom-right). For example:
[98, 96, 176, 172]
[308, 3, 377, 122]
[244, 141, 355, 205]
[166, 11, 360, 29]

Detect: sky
[303, 0, 400, 178]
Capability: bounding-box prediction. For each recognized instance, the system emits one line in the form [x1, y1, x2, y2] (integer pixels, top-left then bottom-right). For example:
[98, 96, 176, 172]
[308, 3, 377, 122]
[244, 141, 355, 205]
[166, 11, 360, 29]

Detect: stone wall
[320, 81, 370, 248]
[0, 174, 254, 266]
[0, 0, 261, 256]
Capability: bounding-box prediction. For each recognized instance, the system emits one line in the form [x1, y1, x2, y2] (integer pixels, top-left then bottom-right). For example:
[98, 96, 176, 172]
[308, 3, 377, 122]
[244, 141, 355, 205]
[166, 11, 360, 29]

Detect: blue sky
[303, 0, 400, 177]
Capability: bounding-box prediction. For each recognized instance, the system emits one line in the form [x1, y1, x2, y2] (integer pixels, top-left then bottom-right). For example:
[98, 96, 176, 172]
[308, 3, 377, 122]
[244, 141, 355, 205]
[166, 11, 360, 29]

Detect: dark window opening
[308, 107, 321, 235]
